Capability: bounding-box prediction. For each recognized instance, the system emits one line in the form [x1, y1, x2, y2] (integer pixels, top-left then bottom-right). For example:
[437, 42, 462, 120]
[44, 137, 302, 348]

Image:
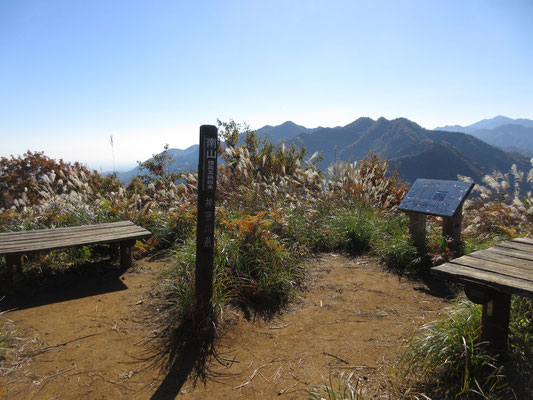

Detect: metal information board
[398, 179, 474, 217]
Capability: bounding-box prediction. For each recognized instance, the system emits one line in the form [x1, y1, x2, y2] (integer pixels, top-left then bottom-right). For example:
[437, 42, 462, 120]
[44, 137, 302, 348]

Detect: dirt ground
[1, 253, 452, 399]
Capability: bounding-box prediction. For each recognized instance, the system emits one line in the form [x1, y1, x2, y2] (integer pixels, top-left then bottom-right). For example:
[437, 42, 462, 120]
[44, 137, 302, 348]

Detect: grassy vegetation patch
[394, 296, 533, 399]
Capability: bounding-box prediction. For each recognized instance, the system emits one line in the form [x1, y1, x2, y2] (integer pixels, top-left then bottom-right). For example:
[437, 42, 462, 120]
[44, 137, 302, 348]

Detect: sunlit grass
[393, 296, 533, 399]
[308, 373, 366, 400]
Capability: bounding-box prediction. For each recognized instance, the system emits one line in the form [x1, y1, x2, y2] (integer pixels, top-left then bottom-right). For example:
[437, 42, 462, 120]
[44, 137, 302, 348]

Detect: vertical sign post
[195, 125, 218, 325]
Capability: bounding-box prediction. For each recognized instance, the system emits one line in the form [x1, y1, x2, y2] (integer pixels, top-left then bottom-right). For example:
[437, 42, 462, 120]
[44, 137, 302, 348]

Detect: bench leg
[481, 289, 511, 354]
[119, 241, 135, 269]
[109, 243, 119, 263]
[6, 254, 23, 287]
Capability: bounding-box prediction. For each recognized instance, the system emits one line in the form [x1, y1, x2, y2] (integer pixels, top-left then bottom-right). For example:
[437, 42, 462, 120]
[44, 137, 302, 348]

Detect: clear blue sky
[1, 0, 532, 171]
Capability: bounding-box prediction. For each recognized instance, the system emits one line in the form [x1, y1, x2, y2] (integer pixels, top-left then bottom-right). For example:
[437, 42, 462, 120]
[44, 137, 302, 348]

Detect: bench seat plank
[467, 248, 533, 266]
[446, 256, 533, 282]
[432, 262, 533, 299]
[0, 221, 151, 255]
[432, 238, 533, 299]
[514, 237, 533, 245]
[495, 241, 533, 253]
[0, 221, 135, 243]
[0, 225, 149, 247]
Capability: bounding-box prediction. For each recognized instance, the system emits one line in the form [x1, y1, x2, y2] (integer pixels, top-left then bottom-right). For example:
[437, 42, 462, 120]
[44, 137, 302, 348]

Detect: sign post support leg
[408, 212, 426, 255]
[442, 205, 463, 255]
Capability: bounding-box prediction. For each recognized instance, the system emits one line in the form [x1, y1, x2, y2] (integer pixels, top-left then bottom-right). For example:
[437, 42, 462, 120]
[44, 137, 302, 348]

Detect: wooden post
[6, 254, 23, 286]
[442, 204, 463, 254]
[195, 125, 218, 325]
[119, 240, 136, 269]
[481, 289, 511, 354]
[408, 212, 426, 255]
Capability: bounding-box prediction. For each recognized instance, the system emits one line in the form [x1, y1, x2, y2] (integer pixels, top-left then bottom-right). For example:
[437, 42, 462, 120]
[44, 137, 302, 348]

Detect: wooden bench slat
[0, 221, 136, 242]
[432, 262, 533, 299]
[0, 221, 151, 255]
[1, 227, 150, 249]
[0, 226, 150, 250]
[496, 241, 533, 253]
[0, 220, 133, 235]
[487, 246, 533, 261]
[469, 248, 533, 265]
[1, 230, 151, 255]
[0, 225, 149, 247]
[514, 237, 533, 245]
[448, 255, 533, 283]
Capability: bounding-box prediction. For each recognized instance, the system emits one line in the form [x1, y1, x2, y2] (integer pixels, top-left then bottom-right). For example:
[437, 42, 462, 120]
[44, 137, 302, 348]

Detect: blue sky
[1, 0, 532, 171]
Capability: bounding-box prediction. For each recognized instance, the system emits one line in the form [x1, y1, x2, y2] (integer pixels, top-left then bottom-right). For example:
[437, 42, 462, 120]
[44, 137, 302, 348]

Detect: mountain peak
[345, 117, 375, 129]
[436, 115, 533, 133]
[280, 121, 297, 127]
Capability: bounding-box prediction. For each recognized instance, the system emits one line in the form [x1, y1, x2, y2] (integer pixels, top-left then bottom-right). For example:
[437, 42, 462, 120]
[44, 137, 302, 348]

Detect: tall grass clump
[507, 296, 533, 397]
[395, 295, 533, 399]
[156, 209, 300, 332]
[217, 211, 300, 310]
[394, 297, 509, 399]
[459, 160, 533, 242]
[308, 372, 366, 400]
[0, 305, 17, 364]
[155, 238, 230, 326]
[0, 323, 12, 362]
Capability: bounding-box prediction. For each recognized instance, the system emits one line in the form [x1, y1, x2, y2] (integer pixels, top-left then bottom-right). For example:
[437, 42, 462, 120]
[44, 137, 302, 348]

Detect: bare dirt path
[1, 254, 451, 399]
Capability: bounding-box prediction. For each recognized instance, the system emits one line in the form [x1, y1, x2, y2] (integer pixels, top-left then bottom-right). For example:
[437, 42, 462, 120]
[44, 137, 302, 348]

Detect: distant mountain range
[436, 116, 533, 157]
[118, 116, 532, 184]
[118, 145, 199, 183]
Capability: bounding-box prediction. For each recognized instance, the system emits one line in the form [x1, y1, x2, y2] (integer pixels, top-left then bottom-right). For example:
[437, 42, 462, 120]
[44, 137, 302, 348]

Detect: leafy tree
[137, 144, 181, 188]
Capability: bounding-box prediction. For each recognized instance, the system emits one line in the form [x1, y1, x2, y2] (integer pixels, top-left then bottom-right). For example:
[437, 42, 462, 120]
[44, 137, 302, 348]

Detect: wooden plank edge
[0, 221, 138, 240]
[431, 263, 533, 299]
[485, 247, 533, 262]
[449, 257, 533, 283]
[513, 237, 533, 245]
[0, 232, 152, 255]
[0, 227, 152, 248]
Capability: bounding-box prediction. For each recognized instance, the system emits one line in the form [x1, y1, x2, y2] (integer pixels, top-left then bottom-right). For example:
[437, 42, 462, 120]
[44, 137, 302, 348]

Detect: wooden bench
[0, 221, 152, 285]
[432, 237, 533, 353]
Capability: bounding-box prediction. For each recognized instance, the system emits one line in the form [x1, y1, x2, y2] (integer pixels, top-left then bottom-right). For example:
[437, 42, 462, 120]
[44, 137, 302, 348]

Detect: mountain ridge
[118, 116, 531, 184]
[436, 116, 533, 157]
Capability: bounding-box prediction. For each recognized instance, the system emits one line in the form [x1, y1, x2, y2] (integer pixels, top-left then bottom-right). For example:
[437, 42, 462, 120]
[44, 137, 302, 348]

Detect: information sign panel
[398, 179, 474, 217]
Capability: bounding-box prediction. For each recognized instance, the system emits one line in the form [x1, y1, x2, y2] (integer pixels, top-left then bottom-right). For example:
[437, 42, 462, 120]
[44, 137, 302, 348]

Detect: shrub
[218, 211, 300, 308]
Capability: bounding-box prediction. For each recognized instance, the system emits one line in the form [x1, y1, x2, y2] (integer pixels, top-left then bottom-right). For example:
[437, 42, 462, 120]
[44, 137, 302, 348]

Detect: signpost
[398, 179, 474, 254]
[195, 125, 218, 324]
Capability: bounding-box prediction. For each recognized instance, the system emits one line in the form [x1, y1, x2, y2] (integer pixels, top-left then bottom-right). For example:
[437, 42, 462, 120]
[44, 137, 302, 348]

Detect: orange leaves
[219, 211, 286, 254]
[220, 211, 269, 236]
